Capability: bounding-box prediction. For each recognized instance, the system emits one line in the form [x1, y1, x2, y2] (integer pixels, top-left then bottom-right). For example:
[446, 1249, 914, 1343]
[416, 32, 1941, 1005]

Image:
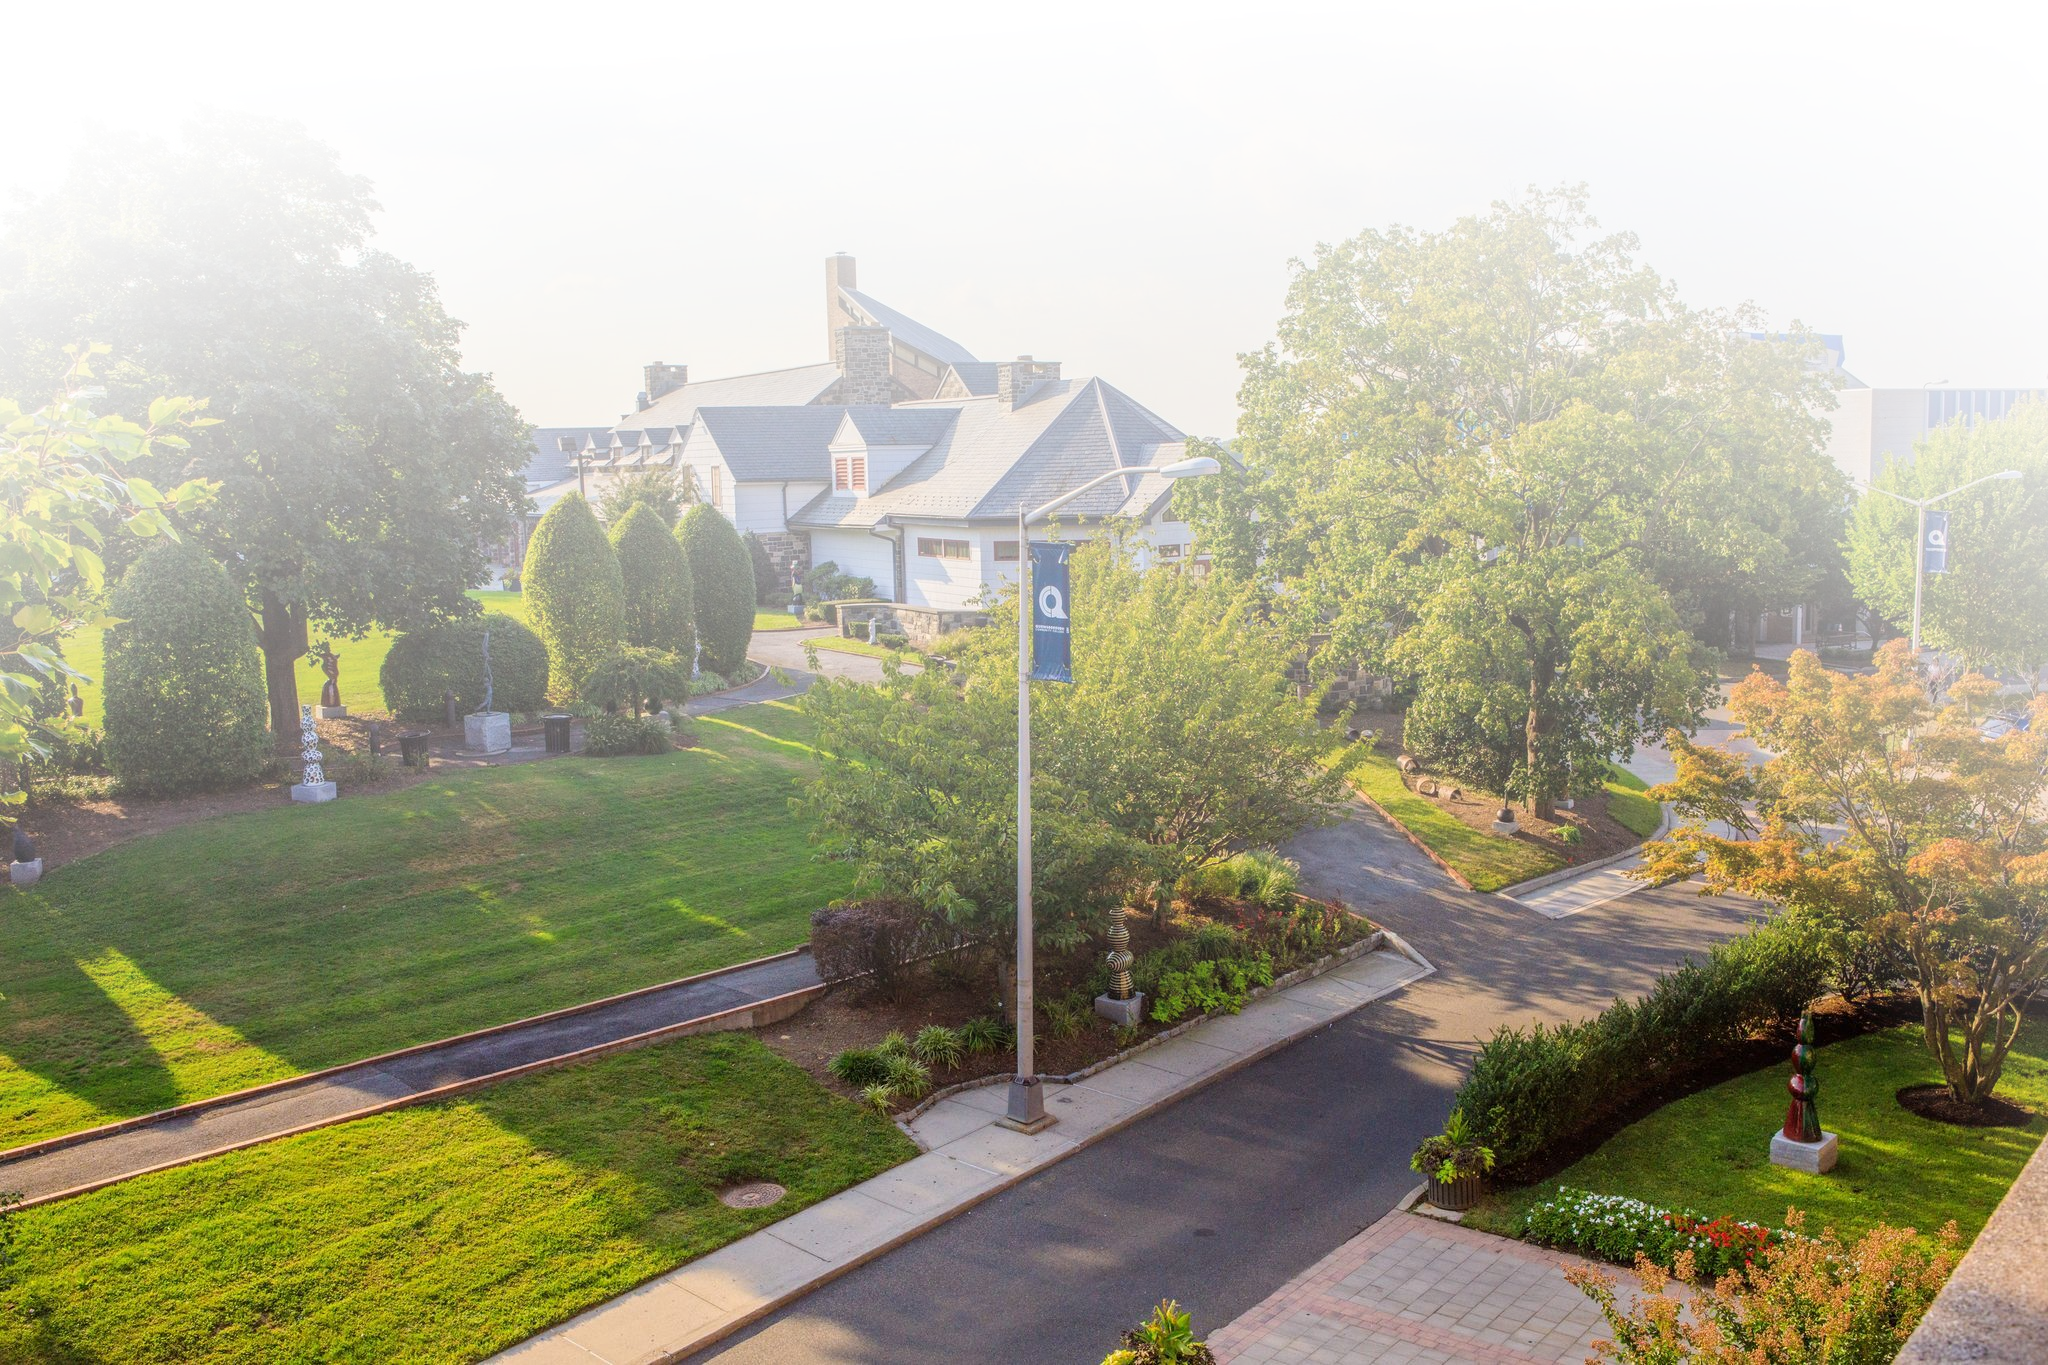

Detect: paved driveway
[692, 796, 1756, 1364]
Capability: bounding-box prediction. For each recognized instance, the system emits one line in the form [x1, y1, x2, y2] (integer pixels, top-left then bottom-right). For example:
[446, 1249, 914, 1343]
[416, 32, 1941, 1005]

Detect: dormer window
[834, 454, 867, 493]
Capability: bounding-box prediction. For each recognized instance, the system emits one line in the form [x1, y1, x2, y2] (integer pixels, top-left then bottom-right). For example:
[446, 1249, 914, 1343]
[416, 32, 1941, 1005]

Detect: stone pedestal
[1769, 1128, 1839, 1174]
[9, 859, 43, 887]
[1095, 993, 1147, 1028]
[290, 781, 338, 804]
[463, 711, 512, 755]
[314, 705, 348, 719]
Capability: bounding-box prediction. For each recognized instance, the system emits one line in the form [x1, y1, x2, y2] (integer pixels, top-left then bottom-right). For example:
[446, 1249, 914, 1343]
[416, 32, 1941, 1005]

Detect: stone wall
[753, 531, 810, 593]
[832, 326, 894, 406]
[1289, 634, 1393, 714]
[839, 602, 989, 647]
[1898, 1133, 2048, 1363]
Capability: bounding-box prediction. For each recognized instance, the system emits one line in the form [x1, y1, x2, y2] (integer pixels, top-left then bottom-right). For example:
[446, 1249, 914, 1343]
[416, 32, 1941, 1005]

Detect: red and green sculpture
[1782, 1009, 1821, 1143]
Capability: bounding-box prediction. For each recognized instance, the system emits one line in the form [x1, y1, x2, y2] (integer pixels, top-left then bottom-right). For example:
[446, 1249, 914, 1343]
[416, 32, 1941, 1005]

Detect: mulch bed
[1896, 1083, 2035, 1129]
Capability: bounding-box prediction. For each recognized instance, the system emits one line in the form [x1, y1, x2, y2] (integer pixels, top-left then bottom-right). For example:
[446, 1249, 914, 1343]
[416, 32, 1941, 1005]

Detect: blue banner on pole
[1923, 509, 1950, 575]
[1029, 542, 1073, 683]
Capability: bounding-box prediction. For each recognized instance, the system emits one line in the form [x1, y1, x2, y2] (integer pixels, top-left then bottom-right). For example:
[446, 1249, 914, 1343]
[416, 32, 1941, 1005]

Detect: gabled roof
[790, 377, 1186, 531]
[693, 406, 852, 481]
[524, 426, 612, 490]
[839, 289, 978, 365]
[936, 362, 1000, 398]
[620, 362, 842, 435]
[837, 406, 958, 447]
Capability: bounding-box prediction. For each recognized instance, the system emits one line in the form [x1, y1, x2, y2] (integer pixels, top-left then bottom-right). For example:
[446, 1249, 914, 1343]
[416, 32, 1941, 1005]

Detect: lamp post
[1003, 453, 1220, 1131]
[1859, 469, 2023, 650]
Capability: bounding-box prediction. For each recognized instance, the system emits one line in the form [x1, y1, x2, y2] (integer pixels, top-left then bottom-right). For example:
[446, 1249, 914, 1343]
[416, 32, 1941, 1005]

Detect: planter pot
[1425, 1171, 1484, 1211]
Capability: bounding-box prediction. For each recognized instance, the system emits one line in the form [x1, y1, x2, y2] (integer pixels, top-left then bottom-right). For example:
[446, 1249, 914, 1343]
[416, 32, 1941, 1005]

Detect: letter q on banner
[1029, 542, 1073, 683]
[1923, 509, 1950, 575]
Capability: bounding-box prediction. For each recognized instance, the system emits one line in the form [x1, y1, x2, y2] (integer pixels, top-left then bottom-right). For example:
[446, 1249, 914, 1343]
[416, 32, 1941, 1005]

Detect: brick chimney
[826, 254, 858, 353]
[643, 362, 688, 403]
[834, 325, 894, 405]
[995, 356, 1061, 408]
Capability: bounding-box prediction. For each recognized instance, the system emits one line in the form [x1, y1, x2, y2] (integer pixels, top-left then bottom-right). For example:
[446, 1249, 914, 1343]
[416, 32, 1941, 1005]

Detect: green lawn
[1336, 745, 1563, 892]
[1468, 1022, 2048, 1248]
[810, 637, 917, 662]
[0, 701, 846, 1148]
[1601, 762, 1663, 838]
[0, 1033, 914, 1363]
[61, 589, 531, 726]
[754, 610, 802, 631]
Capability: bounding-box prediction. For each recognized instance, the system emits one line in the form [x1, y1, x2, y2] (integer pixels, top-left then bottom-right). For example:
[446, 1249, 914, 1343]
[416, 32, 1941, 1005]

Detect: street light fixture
[1003, 453, 1220, 1132]
[1859, 470, 2023, 650]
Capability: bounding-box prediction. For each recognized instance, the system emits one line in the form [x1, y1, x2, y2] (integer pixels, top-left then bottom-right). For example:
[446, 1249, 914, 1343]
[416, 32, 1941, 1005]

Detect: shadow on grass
[0, 931, 182, 1132]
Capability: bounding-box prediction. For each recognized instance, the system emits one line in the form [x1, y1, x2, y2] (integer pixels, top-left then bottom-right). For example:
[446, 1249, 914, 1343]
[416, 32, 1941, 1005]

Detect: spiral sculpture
[1105, 905, 1134, 1002]
[1782, 1008, 1821, 1142]
[299, 704, 325, 786]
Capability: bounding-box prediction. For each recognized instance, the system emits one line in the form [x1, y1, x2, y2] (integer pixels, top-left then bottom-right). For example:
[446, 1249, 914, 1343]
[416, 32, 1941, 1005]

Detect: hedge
[1453, 917, 1830, 1176]
[102, 539, 271, 795]
[525, 493, 624, 703]
[676, 505, 754, 675]
[379, 615, 549, 722]
[609, 503, 695, 658]
[742, 530, 780, 605]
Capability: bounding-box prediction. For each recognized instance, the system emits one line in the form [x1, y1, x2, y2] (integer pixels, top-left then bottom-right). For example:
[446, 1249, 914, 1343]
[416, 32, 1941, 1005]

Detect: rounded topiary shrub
[102, 539, 271, 796]
[676, 504, 755, 675]
[525, 493, 624, 703]
[743, 529, 780, 604]
[379, 615, 549, 722]
[609, 503, 696, 658]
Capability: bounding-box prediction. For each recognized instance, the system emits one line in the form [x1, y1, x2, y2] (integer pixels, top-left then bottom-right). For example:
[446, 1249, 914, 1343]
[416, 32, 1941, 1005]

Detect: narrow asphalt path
[0, 951, 823, 1205]
[693, 799, 1757, 1365]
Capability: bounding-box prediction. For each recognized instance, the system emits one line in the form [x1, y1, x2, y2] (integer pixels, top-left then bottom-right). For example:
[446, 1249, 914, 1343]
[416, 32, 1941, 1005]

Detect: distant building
[1825, 384, 2044, 487]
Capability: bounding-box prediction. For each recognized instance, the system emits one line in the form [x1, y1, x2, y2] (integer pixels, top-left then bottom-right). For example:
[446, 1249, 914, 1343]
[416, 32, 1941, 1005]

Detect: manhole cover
[718, 1181, 787, 1209]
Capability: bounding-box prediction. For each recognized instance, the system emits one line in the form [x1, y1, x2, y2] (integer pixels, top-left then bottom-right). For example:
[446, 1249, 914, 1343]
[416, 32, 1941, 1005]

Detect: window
[710, 467, 722, 505]
[993, 540, 1020, 562]
[917, 537, 970, 560]
[833, 455, 867, 492]
[556, 434, 578, 452]
[1154, 542, 1185, 560]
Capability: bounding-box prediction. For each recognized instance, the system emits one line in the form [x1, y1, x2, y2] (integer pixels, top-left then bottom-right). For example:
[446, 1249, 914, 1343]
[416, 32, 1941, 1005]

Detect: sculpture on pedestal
[299, 705, 325, 786]
[1094, 904, 1146, 1027]
[318, 644, 342, 710]
[462, 626, 512, 755]
[1783, 1009, 1821, 1143]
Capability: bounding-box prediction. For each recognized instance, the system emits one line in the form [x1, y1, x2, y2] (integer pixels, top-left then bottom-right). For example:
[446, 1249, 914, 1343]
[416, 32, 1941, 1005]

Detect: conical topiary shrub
[610, 503, 695, 660]
[524, 492, 624, 704]
[102, 539, 271, 795]
[676, 504, 755, 676]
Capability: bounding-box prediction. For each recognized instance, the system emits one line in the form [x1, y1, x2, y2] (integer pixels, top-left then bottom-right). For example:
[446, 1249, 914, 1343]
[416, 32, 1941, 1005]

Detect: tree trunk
[1525, 661, 1557, 820]
[257, 590, 309, 744]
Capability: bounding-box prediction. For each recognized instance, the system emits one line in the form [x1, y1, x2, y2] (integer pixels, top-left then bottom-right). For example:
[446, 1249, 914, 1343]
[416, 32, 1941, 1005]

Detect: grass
[0, 1033, 915, 1363]
[809, 637, 917, 662]
[61, 589, 531, 725]
[1336, 745, 1563, 893]
[0, 700, 846, 1149]
[1468, 1021, 2048, 1248]
[1601, 761, 1664, 839]
[753, 610, 802, 631]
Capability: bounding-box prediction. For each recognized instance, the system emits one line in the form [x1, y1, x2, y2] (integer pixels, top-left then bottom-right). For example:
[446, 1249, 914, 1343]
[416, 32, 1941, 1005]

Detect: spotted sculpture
[1783, 1009, 1821, 1143]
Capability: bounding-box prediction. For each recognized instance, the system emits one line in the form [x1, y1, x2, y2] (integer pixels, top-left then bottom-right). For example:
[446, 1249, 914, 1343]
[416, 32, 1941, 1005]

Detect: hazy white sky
[5, 0, 2043, 436]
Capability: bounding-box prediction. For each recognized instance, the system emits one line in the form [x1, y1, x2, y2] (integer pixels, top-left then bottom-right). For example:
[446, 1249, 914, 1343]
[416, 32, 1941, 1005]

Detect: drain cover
[718, 1181, 788, 1210]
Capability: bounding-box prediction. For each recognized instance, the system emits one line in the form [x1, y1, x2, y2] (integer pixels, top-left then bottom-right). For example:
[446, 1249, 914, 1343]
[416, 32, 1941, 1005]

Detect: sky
[4, 0, 2044, 437]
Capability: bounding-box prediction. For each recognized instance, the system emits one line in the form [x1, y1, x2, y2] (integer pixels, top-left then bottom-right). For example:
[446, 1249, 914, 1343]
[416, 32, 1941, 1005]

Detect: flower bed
[1520, 1187, 1785, 1278]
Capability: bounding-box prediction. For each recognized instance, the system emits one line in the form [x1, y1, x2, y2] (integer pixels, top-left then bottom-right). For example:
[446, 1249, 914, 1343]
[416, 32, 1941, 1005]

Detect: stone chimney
[643, 362, 688, 404]
[826, 253, 858, 353]
[834, 325, 894, 406]
[995, 356, 1061, 408]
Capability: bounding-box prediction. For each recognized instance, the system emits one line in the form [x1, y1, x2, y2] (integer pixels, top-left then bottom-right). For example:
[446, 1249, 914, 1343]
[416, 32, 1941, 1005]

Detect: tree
[1195, 189, 1842, 815]
[742, 531, 781, 605]
[1847, 399, 2048, 677]
[0, 116, 530, 739]
[103, 539, 271, 794]
[378, 615, 548, 722]
[1640, 643, 2048, 1106]
[609, 503, 695, 659]
[524, 493, 623, 703]
[0, 349, 214, 791]
[601, 467, 693, 529]
[676, 505, 754, 674]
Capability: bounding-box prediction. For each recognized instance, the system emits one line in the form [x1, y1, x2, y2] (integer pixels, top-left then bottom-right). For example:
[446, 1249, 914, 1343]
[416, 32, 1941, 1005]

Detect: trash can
[398, 730, 433, 770]
[543, 713, 573, 754]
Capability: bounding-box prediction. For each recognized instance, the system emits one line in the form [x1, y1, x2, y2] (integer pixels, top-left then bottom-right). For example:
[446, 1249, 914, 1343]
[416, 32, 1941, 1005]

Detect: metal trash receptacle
[543, 713, 573, 754]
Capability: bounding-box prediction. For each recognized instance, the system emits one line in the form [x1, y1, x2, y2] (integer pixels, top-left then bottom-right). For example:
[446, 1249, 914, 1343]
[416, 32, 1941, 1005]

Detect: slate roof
[619, 362, 842, 436]
[790, 377, 1186, 530]
[694, 406, 855, 481]
[524, 426, 612, 490]
[839, 289, 978, 365]
[937, 362, 1000, 397]
[838, 406, 958, 447]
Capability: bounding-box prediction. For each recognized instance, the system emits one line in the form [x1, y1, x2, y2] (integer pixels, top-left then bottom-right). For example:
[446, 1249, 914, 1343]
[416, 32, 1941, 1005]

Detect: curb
[1496, 801, 1673, 899]
[1342, 784, 1478, 893]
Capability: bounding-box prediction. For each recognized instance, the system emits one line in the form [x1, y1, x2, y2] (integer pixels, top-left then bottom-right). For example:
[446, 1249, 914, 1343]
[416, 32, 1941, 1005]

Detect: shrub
[600, 467, 688, 528]
[1526, 1188, 1783, 1280]
[688, 668, 732, 697]
[803, 559, 877, 604]
[1565, 1209, 1958, 1363]
[960, 1016, 1012, 1055]
[1410, 1107, 1496, 1184]
[102, 540, 270, 796]
[879, 632, 910, 651]
[742, 530, 781, 605]
[1557, 823, 1585, 846]
[1176, 851, 1298, 913]
[809, 899, 955, 997]
[379, 615, 549, 722]
[583, 647, 689, 717]
[859, 1082, 896, 1113]
[911, 1025, 964, 1069]
[1043, 996, 1092, 1041]
[676, 505, 755, 675]
[1454, 917, 1831, 1175]
[609, 503, 696, 658]
[829, 1047, 892, 1088]
[1107, 1300, 1215, 1365]
[882, 1052, 931, 1099]
[582, 712, 673, 756]
[1150, 953, 1274, 1024]
[875, 1031, 911, 1060]
[525, 493, 624, 703]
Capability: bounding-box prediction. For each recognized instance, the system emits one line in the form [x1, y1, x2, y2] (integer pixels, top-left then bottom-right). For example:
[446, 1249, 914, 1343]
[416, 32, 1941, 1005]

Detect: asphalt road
[692, 798, 1759, 1365]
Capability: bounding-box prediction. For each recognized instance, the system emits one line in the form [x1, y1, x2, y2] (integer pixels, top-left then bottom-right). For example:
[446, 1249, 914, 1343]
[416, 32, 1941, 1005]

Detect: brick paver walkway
[1209, 1210, 1639, 1364]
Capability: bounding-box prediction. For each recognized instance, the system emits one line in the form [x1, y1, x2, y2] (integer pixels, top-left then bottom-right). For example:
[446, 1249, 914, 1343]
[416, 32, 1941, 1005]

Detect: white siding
[733, 484, 785, 536]
[904, 524, 989, 610]
[677, 427, 739, 525]
[809, 528, 898, 600]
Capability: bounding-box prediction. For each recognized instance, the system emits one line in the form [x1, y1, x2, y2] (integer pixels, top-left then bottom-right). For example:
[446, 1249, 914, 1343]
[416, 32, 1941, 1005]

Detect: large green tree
[609, 503, 695, 659]
[676, 505, 754, 675]
[524, 494, 623, 705]
[1846, 399, 2048, 677]
[1189, 189, 1843, 815]
[0, 116, 530, 738]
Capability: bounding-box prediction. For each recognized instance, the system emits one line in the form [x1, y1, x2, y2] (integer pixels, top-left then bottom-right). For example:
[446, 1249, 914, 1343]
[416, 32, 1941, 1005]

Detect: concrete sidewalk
[494, 943, 1433, 1365]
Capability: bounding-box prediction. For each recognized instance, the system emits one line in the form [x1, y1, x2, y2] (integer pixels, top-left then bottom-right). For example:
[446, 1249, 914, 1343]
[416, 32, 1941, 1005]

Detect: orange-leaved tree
[1637, 640, 2048, 1106]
